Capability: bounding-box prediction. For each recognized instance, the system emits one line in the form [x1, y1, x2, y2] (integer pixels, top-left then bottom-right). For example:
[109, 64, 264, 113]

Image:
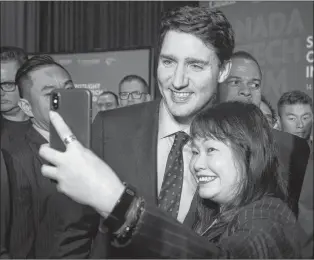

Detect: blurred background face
[279, 104, 313, 140]
[157, 31, 226, 124]
[25, 65, 73, 131]
[219, 57, 262, 106]
[0, 61, 21, 113]
[97, 93, 118, 111]
[190, 137, 242, 205]
[119, 80, 148, 107]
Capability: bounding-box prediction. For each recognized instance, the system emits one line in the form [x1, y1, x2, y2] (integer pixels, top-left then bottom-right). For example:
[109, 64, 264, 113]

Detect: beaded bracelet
[112, 197, 145, 246]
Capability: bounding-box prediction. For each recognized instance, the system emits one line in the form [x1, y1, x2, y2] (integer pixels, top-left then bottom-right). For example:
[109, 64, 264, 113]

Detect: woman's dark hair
[190, 101, 288, 234]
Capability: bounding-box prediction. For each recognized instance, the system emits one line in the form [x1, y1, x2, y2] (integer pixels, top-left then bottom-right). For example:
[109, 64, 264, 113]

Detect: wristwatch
[102, 183, 137, 233]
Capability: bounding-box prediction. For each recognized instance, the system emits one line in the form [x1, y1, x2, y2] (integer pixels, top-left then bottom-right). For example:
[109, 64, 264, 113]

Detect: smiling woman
[190, 101, 288, 233]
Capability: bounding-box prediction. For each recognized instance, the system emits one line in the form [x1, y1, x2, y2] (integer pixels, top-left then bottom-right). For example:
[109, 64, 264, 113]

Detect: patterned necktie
[158, 131, 190, 219]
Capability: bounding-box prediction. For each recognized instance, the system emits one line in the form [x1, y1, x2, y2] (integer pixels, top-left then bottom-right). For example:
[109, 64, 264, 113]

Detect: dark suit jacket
[121, 196, 301, 258]
[56, 100, 310, 257]
[1, 127, 98, 258]
[271, 129, 310, 215]
[92, 100, 197, 223]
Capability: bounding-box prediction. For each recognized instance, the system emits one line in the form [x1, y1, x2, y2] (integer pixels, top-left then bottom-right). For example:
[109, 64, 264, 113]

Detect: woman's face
[190, 137, 243, 205]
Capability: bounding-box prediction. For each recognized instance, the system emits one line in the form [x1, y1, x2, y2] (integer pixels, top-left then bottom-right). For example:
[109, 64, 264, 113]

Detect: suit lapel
[132, 100, 160, 205]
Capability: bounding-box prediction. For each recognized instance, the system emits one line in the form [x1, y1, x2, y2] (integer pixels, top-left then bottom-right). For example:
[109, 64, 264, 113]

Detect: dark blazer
[121, 196, 301, 258]
[92, 99, 197, 224]
[271, 129, 310, 215]
[1, 127, 98, 258]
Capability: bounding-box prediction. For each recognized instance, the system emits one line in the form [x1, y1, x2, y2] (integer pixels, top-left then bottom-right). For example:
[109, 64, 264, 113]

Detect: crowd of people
[1, 5, 313, 259]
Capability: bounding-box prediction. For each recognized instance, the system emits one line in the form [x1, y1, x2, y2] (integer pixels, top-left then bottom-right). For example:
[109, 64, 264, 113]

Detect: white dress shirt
[157, 100, 197, 223]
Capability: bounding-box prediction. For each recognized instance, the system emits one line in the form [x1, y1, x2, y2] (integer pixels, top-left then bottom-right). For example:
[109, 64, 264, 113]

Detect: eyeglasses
[119, 91, 146, 100]
[0, 82, 17, 92]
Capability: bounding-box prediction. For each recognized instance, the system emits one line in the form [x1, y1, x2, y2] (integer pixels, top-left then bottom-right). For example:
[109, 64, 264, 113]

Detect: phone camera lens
[52, 93, 59, 110]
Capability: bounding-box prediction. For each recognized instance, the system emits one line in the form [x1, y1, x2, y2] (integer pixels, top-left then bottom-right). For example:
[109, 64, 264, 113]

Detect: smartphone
[49, 88, 92, 152]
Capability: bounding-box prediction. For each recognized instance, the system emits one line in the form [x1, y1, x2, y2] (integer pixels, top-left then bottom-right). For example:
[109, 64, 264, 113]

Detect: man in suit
[1, 55, 97, 258]
[217, 51, 310, 214]
[52, 5, 235, 258]
[1, 46, 31, 151]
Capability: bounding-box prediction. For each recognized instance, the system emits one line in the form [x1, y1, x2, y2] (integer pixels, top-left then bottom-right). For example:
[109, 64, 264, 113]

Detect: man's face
[279, 104, 313, 140]
[157, 31, 227, 123]
[26, 65, 74, 131]
[97, 94, 118, 111]
[0, 61, 20, 113]
[219, 57, 262, 106]
[119, 80, 147, 107]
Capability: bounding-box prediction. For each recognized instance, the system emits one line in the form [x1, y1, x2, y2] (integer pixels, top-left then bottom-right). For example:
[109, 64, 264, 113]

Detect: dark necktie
[158, 131, 190, 219]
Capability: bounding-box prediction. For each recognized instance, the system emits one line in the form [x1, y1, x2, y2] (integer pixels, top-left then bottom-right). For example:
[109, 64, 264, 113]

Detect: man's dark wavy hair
[158, 6, 235, 65]
[190, 101, 288, 234]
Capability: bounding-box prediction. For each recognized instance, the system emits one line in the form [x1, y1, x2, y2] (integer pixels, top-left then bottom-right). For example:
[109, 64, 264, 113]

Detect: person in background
[218, 51, 262, 106]
[217, 50, 310, 216]
[0, 46, 31, 150]
[49, 6, 235, 258]
[96, 91, 119, 111]
[277, 90, 313, 147]
[1, 55, 96, 258]
[39, 101, 302, 258]
[260, 95, 278, 128]
[118, 74, 151, 107]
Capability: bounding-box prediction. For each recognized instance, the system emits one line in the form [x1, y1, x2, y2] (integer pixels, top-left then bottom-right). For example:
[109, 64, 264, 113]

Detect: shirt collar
[32, 124, 50, 143]
[158, 100, 190, 140]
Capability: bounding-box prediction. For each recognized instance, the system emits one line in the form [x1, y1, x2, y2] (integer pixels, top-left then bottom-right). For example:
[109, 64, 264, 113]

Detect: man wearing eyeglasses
[118, 74, 151, 107]
[1, 46, 31, 150]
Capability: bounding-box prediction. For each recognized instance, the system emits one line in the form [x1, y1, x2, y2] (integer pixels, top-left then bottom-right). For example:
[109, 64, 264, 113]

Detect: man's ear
[18, 98, 34, 117]
[218, 60, 232, 83]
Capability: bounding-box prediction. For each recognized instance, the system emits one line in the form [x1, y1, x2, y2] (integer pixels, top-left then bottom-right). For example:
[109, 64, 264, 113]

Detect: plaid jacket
[123, 196, 301, 258]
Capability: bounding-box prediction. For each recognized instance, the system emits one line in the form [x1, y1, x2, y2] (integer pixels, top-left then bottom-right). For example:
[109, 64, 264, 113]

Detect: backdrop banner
[200, 1, 313, 108]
